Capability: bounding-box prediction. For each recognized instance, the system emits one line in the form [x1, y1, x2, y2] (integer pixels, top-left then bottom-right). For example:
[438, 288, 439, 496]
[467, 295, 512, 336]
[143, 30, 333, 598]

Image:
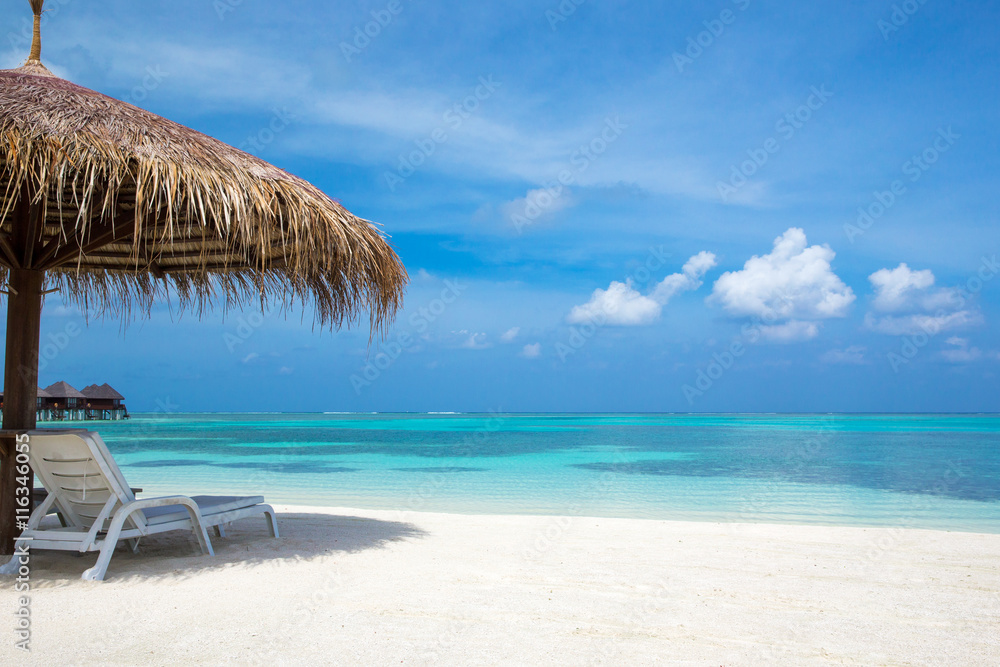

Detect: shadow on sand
[19, 511, 427, 586]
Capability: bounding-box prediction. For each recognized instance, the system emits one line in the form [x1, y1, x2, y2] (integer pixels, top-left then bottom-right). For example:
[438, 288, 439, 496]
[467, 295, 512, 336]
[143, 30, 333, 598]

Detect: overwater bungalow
[42, 381, 87, 421]
[0, 381, 129, 422]
[36, 386, 53, 422]
[0, 387, 55, 421]
[80, 383, 129, 421]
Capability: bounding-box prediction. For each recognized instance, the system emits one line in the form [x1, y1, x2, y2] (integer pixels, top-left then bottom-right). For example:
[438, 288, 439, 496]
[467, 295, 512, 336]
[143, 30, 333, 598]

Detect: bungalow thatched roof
[0, 1, 407, 332]
[1, 387, 50, 399]
[43, 381, 85, 399]
[80, 383, 125, 401]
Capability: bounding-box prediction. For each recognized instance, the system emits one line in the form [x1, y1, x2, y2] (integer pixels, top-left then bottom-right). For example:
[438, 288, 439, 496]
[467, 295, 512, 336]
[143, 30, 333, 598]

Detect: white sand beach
[5, 505, 999, 665]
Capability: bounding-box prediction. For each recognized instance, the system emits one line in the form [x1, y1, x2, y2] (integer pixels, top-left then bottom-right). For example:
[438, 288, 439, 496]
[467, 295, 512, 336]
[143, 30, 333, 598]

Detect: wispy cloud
[501, 187, 576, 227]
[821, 345, 867, 365]
[941, 337, 983, 363]
[521, 343, 542, 358]
[459, 332, 491, 350]
[500, 327, 520, 342]
[864, 310, 981, 336]
[759, 320, 820, 343]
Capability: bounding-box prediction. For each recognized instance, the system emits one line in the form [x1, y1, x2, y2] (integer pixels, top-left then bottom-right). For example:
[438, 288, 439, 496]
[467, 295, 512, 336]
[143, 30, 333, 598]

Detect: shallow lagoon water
[46, 413, 1000, 533]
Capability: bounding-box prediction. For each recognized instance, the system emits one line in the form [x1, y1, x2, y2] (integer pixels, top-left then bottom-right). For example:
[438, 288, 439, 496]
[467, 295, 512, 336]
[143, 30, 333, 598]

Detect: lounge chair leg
[214, 524, 226, 538]
[193, 523, 215, 556]
[263, 506, 279, 538]
[126, 539, 141, 554]
[0, 555, 17, 576]
[0, 541, 28, 576]
[82, 536, 121, 582]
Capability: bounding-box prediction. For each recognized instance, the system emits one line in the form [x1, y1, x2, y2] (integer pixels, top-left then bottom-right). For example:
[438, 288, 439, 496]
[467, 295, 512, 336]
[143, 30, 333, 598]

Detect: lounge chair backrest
[27, 430, 145, 532]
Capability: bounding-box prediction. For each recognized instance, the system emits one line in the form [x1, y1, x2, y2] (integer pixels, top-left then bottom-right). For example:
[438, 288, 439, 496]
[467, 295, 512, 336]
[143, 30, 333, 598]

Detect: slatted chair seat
[142, 496, 266, 525]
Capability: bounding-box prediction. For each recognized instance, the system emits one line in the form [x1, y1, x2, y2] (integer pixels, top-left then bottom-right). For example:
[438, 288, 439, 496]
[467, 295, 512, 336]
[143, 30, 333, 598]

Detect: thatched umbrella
[0, 1, 407, 551]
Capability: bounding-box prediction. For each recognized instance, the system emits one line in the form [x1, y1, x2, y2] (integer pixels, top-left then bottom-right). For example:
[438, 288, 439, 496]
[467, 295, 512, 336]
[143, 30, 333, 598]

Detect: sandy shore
[3, 505, 998, 665]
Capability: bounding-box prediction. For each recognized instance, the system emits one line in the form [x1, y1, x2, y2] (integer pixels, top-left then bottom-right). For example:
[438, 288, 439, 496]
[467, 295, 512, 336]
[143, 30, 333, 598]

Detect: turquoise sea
[52, 413, 1000, 533]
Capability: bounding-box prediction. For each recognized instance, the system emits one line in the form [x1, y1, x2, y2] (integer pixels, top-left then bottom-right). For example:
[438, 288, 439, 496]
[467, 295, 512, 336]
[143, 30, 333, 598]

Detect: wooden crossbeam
[40, 212, 137, 270]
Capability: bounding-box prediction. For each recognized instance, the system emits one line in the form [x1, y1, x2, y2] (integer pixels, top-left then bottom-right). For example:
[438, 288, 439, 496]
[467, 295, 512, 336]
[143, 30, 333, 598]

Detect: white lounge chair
[0, 430, 278, 581]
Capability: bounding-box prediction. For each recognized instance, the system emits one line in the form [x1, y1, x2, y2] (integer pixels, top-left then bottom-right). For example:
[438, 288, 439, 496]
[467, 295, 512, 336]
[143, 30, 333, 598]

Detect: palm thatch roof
[42, 380, 85, 399]
[0, 4, 407, 332]
[80, 383, 125, 400]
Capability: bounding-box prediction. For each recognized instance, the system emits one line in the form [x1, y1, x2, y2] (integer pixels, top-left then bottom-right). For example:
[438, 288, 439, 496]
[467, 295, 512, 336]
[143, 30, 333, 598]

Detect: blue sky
[2, 0, 999, 412]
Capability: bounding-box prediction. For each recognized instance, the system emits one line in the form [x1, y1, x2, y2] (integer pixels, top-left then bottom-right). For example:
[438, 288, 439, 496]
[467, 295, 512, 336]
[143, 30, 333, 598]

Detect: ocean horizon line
[102, 410, 1000, 417]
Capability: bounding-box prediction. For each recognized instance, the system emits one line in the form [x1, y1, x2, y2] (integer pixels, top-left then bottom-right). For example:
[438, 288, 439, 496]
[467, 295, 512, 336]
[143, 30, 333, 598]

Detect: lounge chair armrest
[81, 495, 215, 582]
[114, 495, 208, 526]
[92, 496, 209, 546]
[119, 496, 202, 511]
[105, 496, 213, 550]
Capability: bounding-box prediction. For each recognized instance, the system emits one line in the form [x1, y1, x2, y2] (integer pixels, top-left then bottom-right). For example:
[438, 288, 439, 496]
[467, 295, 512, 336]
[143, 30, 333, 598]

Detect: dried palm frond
[0, 65, 407, 333]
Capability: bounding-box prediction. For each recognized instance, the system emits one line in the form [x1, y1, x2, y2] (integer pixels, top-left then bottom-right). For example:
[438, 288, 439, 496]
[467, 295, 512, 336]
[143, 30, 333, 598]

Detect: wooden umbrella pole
[2, 270, 43, 431]
[0, 269, 43, 553]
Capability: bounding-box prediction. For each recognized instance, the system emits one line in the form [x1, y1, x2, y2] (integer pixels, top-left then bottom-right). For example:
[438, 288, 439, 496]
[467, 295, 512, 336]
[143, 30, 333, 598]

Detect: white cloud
[941, 337, 982, 363]
[869, 263, 958, 312]
[650, 251, 718, 303]
[865, 264, 978, 336]
[710, 228, 855, 321]
[864, 311, 982, 336]
[521, 343, 542, 358]
[759, 320, 819, 343]
[278, 366, 294, 375]
[568, 280, 661, 326]
[501, 327, 520, 342]
[869, 264, 933, 311]
[821, 345, 867, 365]
[460, 332, 491, 350]
[568, 251, 716, 327]
[502, 188, 575, 226]
[241, 352, 260, 364]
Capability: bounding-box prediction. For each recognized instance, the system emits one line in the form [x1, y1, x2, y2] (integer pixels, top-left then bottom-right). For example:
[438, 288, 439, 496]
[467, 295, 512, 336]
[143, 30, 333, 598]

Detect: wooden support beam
[160, 258, 287, 274]
[33, 231, 68, 268]
[19, 184, 44, 270]
[0, 233, 20, 270]
[40, 212, 137, 270]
